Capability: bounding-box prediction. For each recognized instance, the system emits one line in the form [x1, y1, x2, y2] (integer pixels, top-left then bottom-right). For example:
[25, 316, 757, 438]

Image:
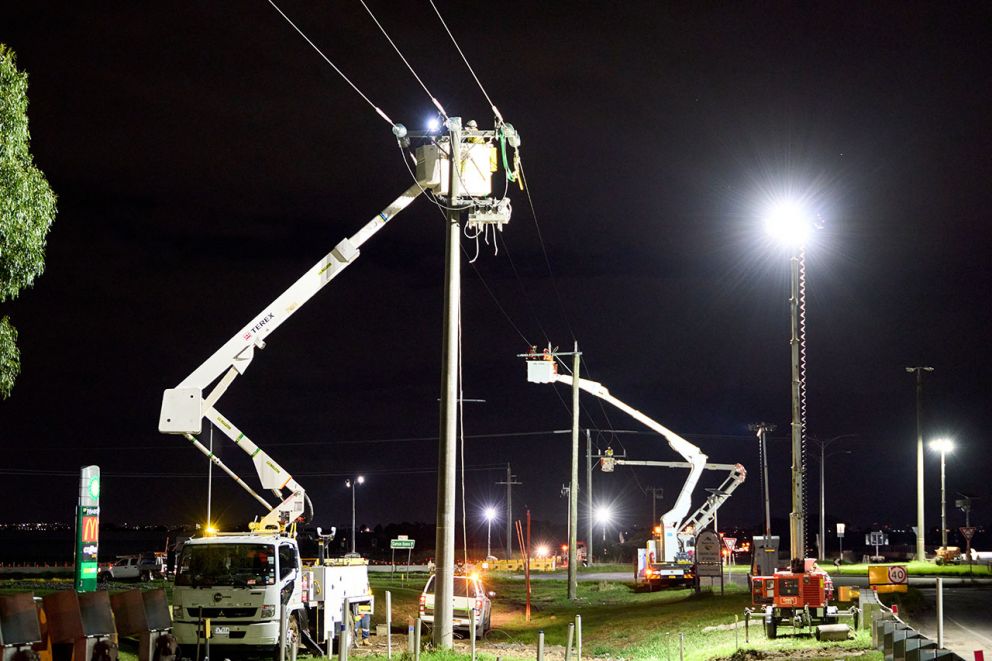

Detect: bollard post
[386, 591, 392, 660]
[679, 631, 685, 661]
[936, 577, 944, 649]
[407, 620, 414, 656]
[279, 602, 287, 661]
[576, 614, 582, 661]
[339, 600, 350, 661]
[565, 623, 575, 661]
[537, 630, 545, 661]
[414, 617, 422, 661]
[470, 608, 477, 661]
[734, 615, 739, 650]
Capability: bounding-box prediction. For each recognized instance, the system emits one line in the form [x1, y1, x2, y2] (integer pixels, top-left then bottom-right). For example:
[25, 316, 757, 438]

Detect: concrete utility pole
[434, 117, 463, 650]
[496, 464, 521, 559]
[568, 343, 580, 600]
[906, 366, 933, 562]
[586, 429, 593, 562]
[749, 422, 775, 538]
[646, 487, 664, 528]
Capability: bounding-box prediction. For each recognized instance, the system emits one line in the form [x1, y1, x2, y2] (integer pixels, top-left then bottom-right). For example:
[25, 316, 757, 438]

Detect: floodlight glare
[484, 506, 497, 521]
[929, 438, 954, 453]
[764, 200, 813, 247]
[357, 475, 365, 484]
[535, 544, 550, 558]
[426, 117, 440, 132]
[595, 506, 612, 524]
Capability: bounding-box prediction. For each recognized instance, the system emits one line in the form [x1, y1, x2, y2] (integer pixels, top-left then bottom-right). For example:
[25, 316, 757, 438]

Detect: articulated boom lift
[159, 122, 521, 533]
[526, 361, 745, 562]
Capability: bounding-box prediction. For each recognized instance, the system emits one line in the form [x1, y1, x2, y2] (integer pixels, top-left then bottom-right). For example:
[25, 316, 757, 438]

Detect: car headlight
[260, 604, 276, 619]
[172, 605, 182, 620]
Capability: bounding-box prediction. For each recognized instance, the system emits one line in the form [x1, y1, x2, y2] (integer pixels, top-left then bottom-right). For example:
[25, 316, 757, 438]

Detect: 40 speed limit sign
[887, 565, 908, 584]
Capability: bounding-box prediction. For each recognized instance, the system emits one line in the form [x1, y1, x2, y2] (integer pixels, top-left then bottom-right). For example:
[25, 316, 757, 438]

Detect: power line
[428, 0, 502, 122]
[359, 0, 447, 119]
[266, 0, 397, 127]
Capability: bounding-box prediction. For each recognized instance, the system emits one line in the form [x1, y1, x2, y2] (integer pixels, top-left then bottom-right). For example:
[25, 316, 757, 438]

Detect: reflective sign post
[74, 465, 100, 591]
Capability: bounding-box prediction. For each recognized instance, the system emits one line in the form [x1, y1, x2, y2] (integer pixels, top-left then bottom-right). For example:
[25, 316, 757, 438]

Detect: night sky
[2, 3, 990, 548]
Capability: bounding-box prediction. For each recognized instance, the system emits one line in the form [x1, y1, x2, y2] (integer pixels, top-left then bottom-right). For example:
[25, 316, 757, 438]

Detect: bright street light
[763, 200, 814, 248]
[929, 438, 954, 548]
[595, 505, 612, 543]
[346, 475, 365, 556]
[483, 506, 497, 558]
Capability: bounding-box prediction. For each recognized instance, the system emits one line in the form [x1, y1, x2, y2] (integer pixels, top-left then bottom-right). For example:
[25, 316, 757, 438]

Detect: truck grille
[188, 608, 257, 619]
[800, 576, 823, 604]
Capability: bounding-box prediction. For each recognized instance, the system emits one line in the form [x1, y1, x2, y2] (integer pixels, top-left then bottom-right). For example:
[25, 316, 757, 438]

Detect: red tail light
[418, 594, 426, 612]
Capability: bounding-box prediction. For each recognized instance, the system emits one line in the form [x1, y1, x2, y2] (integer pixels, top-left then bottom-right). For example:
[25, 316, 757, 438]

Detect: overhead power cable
[360, 0, 448, 119]
[428, 0, 503, 123]
[266, 0, 396, 127]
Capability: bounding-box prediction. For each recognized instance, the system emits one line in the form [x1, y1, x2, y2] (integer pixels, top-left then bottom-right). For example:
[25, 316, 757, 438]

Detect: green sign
[75, 466, 100, 592]
[390, 538, 416, 550]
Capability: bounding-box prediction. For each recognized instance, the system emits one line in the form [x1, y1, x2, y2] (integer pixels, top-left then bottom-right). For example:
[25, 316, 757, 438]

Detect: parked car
[100, 553, 166, 581]
[419, 573, 493, 637]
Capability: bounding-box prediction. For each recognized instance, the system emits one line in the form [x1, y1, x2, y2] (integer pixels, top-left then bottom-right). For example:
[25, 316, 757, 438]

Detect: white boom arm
[548, 374, 707, 534]
[159, 183, 423, 531]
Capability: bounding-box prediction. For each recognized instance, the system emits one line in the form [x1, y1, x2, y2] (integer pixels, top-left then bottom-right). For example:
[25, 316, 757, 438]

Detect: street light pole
[929, 438, 954, 548]
[346, 476, 364, 556]
[749, 422, 775, 538]
[809, 434, 856, 561]
[906, 366, 934, 561]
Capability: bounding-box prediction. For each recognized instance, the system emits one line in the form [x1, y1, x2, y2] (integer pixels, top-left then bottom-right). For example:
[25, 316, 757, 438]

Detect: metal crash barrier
[41, 591, 117, 661]
[0, 593, 43, 661]
[867, 591, 964, 661]
[109, 590, 175, 661]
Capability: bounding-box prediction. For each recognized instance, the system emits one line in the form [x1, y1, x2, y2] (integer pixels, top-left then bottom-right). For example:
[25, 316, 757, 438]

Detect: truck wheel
[764, 617, 777, 640]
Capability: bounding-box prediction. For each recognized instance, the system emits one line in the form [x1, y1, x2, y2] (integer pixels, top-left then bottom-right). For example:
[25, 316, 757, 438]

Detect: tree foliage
[0, 43, 57, 398]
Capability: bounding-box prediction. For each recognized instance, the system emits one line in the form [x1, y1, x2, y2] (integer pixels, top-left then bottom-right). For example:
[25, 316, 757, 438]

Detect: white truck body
[172, 535, 372, 649]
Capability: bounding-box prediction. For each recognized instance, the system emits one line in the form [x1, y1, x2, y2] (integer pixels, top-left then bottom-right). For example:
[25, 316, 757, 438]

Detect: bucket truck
[159, 123, 520, 654]
[525, 358, 746, 588]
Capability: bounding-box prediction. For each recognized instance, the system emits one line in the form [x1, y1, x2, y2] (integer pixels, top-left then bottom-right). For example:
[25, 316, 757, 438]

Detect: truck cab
[171, 535, 302, 650]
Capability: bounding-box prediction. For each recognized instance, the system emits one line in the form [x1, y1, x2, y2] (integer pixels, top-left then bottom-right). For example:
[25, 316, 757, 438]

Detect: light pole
[906, 366, 934, 561]
[764, 199, 817, 570]
[595, 506, 612, 551]
[484, 506, 497, 559]
[929, 438, 954, 548]
[809, 434, 856, 560]
[749, 423, 775, 538]
[346, 475, 365, 556]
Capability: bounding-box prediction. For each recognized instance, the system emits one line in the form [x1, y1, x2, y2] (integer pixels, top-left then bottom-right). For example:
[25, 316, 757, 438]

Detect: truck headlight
[260, 604, 276, 619]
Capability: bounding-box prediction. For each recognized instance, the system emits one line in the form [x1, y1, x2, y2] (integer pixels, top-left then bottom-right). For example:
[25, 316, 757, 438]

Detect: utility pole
[749, 422, 775, 538]
[646, 487, 664, 527]
[586, 429, 593, 563]
[906, 366, 933, 562]
[496, 464, 521, 559]
[568, 342, 580, 600]
[434, 117, 462, 650]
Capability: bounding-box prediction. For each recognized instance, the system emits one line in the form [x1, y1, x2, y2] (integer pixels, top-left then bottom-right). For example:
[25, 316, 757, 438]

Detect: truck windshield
[175, 543, 275, 587]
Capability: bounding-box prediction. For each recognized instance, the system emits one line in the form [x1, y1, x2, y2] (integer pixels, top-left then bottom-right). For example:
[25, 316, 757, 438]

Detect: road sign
[722, 537, 737, 553]
[836, 522, 845, 538]
[390, 538, 416, 550]
[960, 526, 976, 542]
[74, 466, 100, 592]
[695, 530, 722, 577]
[887, 565, 908, 584]
[866, 531, 887, 546]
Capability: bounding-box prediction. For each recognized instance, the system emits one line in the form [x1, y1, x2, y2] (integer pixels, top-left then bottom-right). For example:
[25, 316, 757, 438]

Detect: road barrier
[867, 590, 965, 660]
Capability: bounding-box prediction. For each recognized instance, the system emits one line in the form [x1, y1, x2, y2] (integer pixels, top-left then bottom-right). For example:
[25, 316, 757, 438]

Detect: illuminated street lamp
[928, 438, 954, 548]
[484, 506, 497, 559]
[764, 198, 819, 570]
[345, 475, 365, 556]
[595, 506, 612, 543]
